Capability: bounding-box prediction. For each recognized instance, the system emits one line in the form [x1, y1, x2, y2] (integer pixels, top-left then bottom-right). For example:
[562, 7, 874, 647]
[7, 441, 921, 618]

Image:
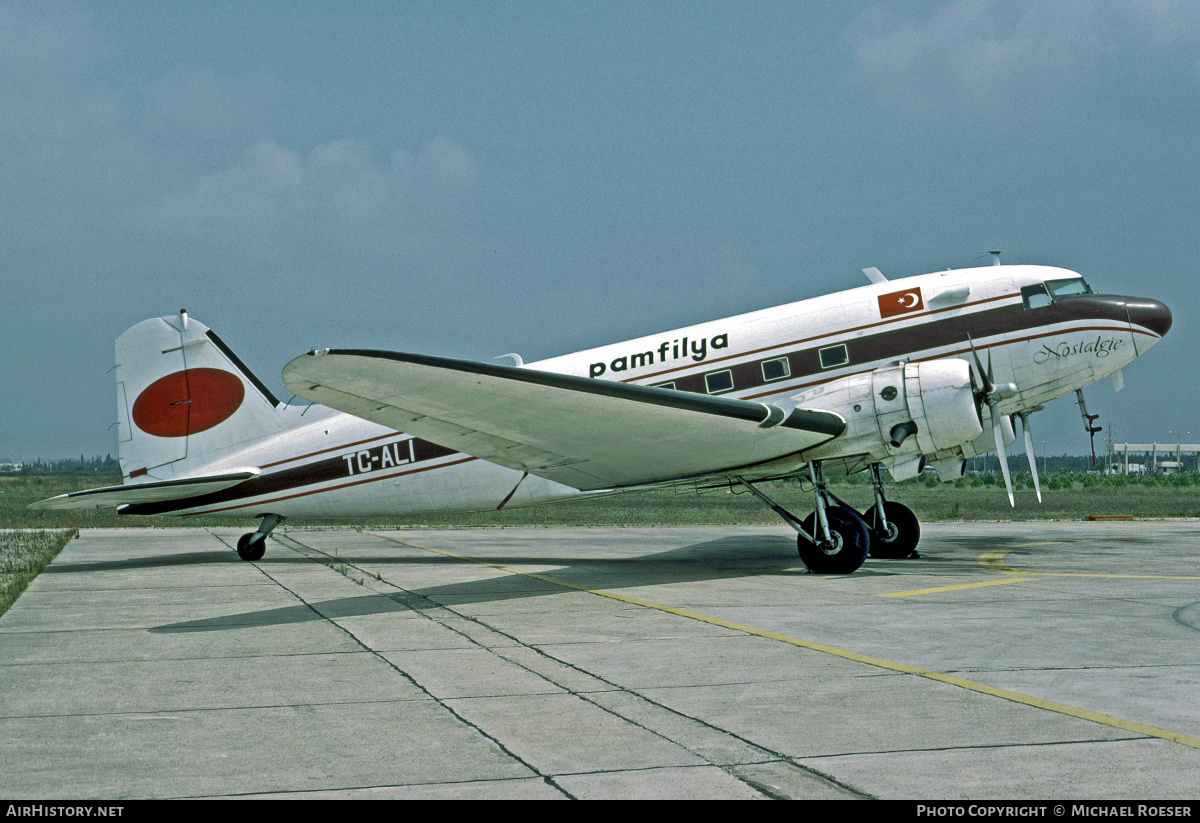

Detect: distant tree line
[963, 453, 1197, 475]
[1, 452, 1192, 477]
[1, 455, 120, 473]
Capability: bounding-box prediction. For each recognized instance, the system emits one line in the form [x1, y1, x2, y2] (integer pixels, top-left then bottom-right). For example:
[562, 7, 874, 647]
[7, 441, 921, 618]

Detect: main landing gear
[862, 462, 921, 560]
[236, 514, 284, 561]
[736, 460, 921, 574]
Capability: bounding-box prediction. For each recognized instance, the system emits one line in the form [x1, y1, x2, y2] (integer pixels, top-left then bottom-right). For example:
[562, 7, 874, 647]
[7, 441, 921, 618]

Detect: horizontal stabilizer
[283, 349, 844, 491]
[28, 469, 260, 511]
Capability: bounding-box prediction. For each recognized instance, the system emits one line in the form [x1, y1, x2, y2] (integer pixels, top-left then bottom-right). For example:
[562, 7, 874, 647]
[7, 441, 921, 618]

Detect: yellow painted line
[980, 549, 1200, 580]
[876, 578, 1036, 597]
[365, 531, 1200, 750]
[876, 532, 1200, 596]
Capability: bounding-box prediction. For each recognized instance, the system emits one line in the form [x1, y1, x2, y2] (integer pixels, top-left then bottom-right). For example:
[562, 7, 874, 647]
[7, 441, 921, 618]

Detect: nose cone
[1126, 297, 1172, 338]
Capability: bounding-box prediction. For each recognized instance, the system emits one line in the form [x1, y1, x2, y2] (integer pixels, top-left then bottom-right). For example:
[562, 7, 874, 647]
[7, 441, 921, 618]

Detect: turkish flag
[878, 287, 924, 318]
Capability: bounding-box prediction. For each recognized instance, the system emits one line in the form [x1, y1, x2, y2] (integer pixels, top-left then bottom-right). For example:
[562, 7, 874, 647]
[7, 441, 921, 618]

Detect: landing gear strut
[737, 462, 870, 574]
[863, 463, 920, 559]
[737, 460, 922, 571]
[236, 514, 284, 561]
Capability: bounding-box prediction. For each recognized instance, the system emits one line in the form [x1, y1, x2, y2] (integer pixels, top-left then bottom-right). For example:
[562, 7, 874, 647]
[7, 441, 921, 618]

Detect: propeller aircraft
[33, 261, 1172, 574]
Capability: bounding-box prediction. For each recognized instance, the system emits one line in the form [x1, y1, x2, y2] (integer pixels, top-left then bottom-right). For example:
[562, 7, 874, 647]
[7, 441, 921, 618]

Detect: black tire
[797, 506, 870, 574]
[864, 501, 920, 559]
[237, 533, 266, 562]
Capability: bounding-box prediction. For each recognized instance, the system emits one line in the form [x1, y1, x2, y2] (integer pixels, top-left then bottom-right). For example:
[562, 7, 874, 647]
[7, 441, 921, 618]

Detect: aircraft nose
[1126, 297, 1172, 338]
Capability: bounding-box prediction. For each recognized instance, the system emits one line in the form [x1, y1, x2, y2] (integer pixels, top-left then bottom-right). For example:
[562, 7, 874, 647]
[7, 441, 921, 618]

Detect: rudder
[115, 311, 286, 481]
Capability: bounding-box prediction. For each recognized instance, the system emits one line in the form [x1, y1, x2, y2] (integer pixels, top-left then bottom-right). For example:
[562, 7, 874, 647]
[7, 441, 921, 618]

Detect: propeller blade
[992, 404, 1014, 507]
[1019, 413, 1042, 503]
[967, 334, 994, 393]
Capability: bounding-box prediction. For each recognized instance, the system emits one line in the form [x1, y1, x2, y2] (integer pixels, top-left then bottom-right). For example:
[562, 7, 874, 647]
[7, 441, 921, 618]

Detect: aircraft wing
[283, 349, 844, 491]
[29, 470, 259, 511]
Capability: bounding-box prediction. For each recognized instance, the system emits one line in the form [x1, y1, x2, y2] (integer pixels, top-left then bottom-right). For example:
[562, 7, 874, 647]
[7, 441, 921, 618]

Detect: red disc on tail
[132, 369, 245, 437]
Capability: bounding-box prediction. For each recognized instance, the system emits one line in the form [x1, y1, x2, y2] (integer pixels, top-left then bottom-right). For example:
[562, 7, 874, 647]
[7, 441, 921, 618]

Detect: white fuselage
[139, 264, 1167, 520]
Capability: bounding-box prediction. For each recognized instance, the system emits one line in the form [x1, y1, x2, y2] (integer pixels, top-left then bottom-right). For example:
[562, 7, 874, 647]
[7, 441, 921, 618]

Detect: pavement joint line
[0, 648, 412, 667]
[799, 734, 1146, 761]
[366, 532, 1200, 752]
[221, 531, 577, 800]
[1, 696, 428, 721]
[286, 531, 864, 799]
[194, 773, 576, 800]
[279, 533, 807, 798]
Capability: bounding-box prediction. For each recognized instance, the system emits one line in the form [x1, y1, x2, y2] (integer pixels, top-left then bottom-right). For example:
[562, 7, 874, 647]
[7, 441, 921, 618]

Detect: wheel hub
[820, 533, 844, 555]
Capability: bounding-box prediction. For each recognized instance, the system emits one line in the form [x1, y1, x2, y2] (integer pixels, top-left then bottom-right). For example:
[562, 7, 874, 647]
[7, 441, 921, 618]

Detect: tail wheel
[864, 501, 920, 559]
[236, 533, 266, 562]
[798, 506, 870, 574]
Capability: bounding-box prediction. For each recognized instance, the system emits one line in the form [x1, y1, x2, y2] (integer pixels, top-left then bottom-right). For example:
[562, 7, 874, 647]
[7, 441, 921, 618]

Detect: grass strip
[1, 529, 76, 616]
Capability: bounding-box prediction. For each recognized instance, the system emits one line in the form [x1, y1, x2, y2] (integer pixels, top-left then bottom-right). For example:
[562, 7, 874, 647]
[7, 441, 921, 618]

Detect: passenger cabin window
[704, 370, 734, 394]
[761, 357, 790, 381]
[654, 381, 676, 391]
[818, 344, 849, 370]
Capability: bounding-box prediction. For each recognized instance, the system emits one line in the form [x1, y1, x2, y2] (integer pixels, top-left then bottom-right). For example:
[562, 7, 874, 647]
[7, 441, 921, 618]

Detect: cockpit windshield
[1046, 278, 1092, 298]
[1021, 277, 1093, 309]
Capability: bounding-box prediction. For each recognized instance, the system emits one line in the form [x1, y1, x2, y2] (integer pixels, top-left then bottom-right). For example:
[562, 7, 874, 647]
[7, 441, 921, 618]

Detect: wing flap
[28, 469, 260, 511]
[283, 349, 844, 490]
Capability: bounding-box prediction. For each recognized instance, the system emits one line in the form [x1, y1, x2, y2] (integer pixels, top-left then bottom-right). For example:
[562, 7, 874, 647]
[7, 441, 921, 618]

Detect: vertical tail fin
[115, 311, 287, 481]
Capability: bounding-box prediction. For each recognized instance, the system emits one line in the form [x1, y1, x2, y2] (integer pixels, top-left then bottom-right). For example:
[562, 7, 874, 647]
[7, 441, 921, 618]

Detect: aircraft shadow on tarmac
[44, 551, 238, 574]
[147, 533, 904, 634]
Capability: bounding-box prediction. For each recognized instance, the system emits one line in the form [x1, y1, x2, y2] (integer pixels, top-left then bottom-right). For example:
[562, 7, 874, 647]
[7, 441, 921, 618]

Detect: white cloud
[844, 0, 1200, 116]
[146, 135, 480, 258]
[0, 1, 105, 80]
[139, 66, 281, 143]
[0, 4, 480, 262]
[0, 3, 121, 171]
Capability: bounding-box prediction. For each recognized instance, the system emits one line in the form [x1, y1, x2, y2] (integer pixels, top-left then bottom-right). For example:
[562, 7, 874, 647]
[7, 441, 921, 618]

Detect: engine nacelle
[794, 358, 983, 462]
[899, 359, 983, 453]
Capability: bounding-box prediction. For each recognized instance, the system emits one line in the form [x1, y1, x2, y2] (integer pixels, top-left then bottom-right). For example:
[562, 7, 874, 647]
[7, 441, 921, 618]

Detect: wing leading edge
[282, 349, 844, 491]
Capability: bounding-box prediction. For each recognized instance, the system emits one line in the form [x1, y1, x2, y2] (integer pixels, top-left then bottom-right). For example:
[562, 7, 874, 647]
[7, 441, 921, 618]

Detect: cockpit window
[1021, 283, 1052, 309]
[1022, 277, 1093, 309]
[1046, 278, 1092, 298]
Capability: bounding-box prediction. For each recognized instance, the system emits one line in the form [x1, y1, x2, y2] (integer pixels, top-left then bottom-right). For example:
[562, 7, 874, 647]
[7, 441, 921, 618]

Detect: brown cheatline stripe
[259, 432, 396, 468]
[136, 296, 1151, 516]
[179, 456, 479, 516]
[745, 321, 1139, 400]
[626, 291, 1021, 382]
[648, 297, 1141, 398]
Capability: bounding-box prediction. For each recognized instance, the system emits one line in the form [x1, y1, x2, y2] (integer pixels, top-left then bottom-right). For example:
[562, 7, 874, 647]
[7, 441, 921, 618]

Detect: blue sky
[3, 0, 1198, 462]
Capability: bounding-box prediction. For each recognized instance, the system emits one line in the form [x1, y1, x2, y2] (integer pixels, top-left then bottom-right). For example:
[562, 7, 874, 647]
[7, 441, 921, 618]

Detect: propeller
[967, 336, 1019, 507]
[1016, 410, 1043, 503]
